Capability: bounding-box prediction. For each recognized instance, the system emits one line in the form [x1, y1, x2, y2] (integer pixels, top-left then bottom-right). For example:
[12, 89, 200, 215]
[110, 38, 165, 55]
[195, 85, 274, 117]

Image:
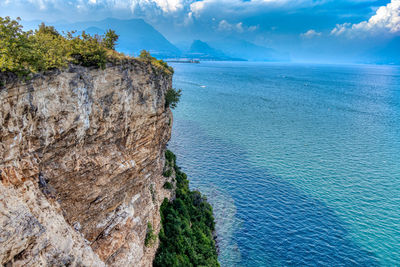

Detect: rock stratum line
[0, 60, 174, 266]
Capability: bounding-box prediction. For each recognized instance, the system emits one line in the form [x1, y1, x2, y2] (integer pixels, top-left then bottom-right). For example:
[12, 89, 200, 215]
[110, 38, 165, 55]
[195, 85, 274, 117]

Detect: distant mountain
[55, 18, 181, 58]
[188, 40, 225, 58]
[211, 38, 290, 62]
[184, 40, 245, 61]
[22, 18, 289, 62]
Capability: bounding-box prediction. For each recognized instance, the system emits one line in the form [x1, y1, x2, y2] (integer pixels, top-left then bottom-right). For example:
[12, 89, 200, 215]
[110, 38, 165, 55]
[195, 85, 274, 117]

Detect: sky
[1, 0, 399, 63]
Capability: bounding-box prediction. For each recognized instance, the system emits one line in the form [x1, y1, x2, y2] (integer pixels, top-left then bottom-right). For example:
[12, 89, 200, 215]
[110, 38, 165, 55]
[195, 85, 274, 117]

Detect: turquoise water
[167, 62, 400, 266]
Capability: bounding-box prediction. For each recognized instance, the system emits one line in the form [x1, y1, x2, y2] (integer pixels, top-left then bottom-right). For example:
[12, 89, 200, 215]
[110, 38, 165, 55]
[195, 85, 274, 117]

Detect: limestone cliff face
[0, 60, 173, 266]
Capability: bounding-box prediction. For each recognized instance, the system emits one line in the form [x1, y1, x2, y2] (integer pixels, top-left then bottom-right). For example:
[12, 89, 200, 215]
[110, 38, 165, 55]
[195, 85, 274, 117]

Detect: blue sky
[1, 0, 399, 63]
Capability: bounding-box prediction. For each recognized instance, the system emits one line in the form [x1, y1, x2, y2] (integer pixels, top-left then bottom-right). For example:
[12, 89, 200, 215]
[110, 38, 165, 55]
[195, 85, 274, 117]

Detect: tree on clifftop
[104, 29, 118, 50]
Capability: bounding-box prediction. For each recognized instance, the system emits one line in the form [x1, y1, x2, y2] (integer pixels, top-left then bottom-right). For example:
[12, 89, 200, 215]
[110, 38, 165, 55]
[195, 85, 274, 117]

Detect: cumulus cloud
[145, 0, 186, 13]
[217, 20, 258, 33]
[1, 0, 393, 46]
[301, 29, 322, 38]
[331, 0, 400, 36]
[188, 0, 321, 20]
[2, 0, 189, 14]
[0, 0, 355, 25]
[94, 0, 188, 13]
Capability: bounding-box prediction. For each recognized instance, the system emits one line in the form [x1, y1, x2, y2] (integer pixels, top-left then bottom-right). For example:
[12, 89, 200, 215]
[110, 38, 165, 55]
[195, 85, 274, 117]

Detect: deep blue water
[167, 62, 400, 266]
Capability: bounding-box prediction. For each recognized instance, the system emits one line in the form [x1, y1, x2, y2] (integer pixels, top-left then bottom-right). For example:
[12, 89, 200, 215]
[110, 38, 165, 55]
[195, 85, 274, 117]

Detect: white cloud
[189, 0, 314, 18]
[0, 0, 338, 23]
[26, 0, 57, 10]
[331, 0, 400, 36]
[147, 0, 185, 12]
[96, 0, 188, 13]
[189, 0, 204, 15]
[217, 19, 258, 33]
[18, 0, 188, 13]
[218, 20, 237, 32]
[330, 23, 350, 36]
[301, 29, 322, 38]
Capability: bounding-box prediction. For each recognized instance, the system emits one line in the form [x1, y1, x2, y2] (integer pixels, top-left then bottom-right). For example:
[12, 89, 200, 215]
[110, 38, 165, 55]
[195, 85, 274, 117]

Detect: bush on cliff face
[165, 88, 182, 109]
[165, 149, 176, 163]
[145, 222, 157, 247]
[163, 169, 172, 177]
[154, 150, 219, 267]
[0, 17, 120, 77]
[163, 181, 173, 189]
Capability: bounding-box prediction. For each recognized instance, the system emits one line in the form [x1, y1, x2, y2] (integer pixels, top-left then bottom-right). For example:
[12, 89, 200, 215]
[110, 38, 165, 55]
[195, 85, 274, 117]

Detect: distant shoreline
[166, 60, 200, 64]
[165, 58, 248, 63]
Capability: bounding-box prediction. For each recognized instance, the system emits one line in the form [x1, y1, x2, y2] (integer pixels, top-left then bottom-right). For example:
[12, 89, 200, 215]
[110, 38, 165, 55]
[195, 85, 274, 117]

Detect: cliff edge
[0, 60, 173, 266]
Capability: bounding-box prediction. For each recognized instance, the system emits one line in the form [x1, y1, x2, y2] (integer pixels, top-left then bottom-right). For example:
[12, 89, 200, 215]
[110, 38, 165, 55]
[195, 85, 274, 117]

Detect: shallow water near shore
[168, 62, 400, 266]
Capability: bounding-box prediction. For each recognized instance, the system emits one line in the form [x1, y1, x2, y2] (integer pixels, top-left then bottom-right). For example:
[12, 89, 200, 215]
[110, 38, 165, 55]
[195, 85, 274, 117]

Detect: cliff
[0, 60, 174, 266]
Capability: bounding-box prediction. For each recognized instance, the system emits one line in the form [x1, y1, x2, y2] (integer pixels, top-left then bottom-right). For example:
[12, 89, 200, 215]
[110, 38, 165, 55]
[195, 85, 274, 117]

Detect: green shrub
[139, 50, 174, 75]
[139, 50, 152, 60]
[165, 150, 176, 164]
[0, 18, 177, 81]
[0, 16, 126, 79]
[0, 17, 34, 76]
[154, 151, 219, 267]
[28, 23, 69, 72]
[67, 31, 108, 69]
[163, 181, 173, 190]
[165, 88, 182, 109]
[163, 169, 172, 177]
[103, 29, 118, 50]
[145, 222, 157, 247]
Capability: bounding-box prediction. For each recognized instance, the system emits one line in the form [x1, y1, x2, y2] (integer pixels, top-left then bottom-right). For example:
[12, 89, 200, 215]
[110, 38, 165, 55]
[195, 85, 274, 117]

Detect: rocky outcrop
[0, 60, 174, 266]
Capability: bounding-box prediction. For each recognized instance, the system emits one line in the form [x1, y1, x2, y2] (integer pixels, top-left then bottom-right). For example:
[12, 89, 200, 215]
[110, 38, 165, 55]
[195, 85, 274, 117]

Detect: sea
[167, 61, 400, 266]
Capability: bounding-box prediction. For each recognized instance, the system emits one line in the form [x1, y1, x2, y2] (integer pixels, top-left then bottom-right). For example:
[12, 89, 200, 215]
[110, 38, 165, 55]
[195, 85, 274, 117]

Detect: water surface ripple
[168, 62, 400, 266]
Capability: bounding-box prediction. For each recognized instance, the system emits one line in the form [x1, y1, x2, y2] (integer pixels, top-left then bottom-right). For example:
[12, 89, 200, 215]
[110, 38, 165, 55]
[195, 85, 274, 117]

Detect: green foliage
[165, 150, 176, 164]
[0, 16, 123, 78]
[0, 17, 33, 76]
[163, 181, 173, 190]
[139, 50, 153, 60]
[0, 17, 174, 86]
[67, 31, 108, 69]
[103, 29, 119, 50]
[28, 24, 70, 72]
[138, 50, 174, 76]
[163, 169, 172, 177]
[154, 151, 219, 267]
[165, 88, 182, 109]
[37, 23, 60, 36]
[145, 222, 157, 247]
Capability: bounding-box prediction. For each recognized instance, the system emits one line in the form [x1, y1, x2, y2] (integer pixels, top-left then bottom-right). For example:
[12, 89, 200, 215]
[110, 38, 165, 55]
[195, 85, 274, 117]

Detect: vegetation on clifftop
[0, 16, 173, 81]
[154, 150, 219, 267]
[138, 50, 174, 75]
[0, 17, 117, 75]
